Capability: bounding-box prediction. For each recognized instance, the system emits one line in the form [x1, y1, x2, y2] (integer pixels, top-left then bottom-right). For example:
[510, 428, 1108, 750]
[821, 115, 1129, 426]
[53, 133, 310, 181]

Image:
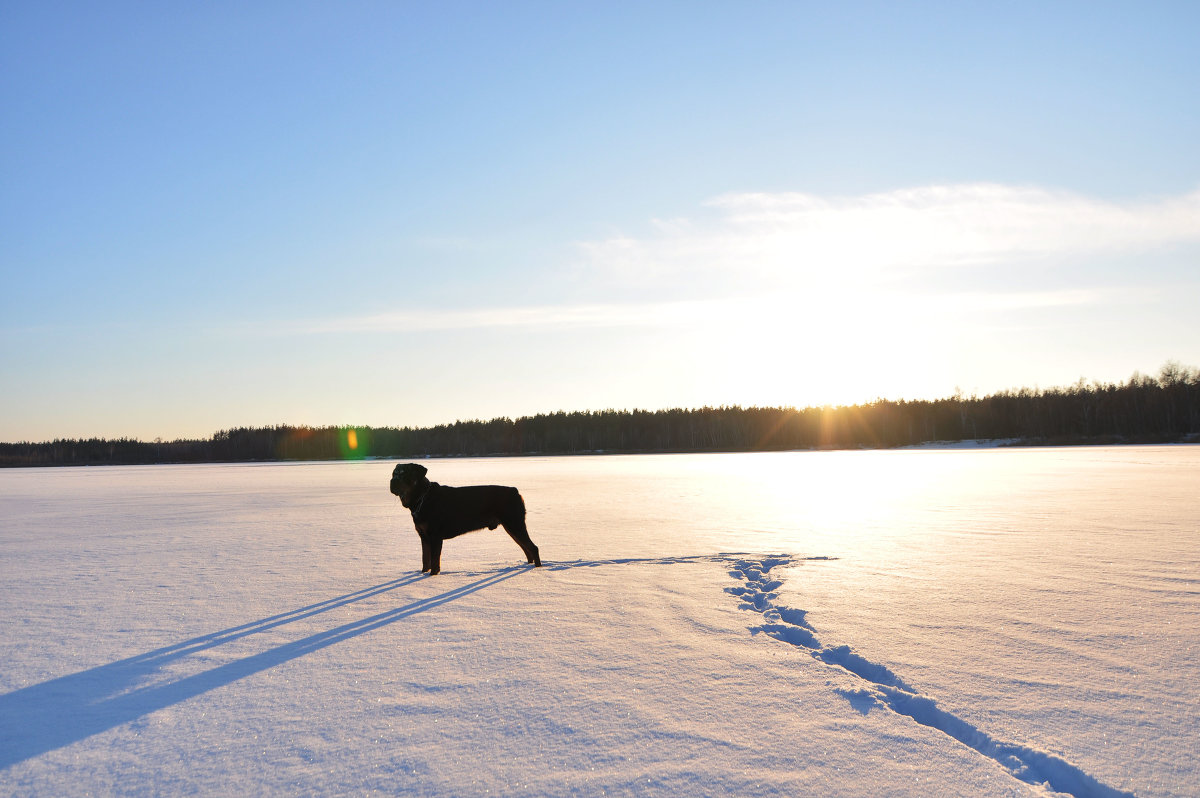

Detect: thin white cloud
[265, 287, 1120, 340]
[578, 183, 1200, 283]
[941, 287, 1138, 311]
[276, 300, 727, 336]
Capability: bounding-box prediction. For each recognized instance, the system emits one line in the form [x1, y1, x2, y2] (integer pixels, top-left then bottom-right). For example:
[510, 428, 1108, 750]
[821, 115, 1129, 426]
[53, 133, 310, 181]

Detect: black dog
[389, 463, 541, 575]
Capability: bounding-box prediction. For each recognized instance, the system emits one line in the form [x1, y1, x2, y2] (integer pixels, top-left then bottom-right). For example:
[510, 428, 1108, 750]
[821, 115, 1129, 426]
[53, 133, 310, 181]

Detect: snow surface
[1, 447, 1197, 797]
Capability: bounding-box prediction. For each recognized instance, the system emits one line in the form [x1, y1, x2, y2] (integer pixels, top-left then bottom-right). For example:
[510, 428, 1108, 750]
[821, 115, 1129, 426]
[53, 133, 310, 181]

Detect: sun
[704, 293, 946, 409]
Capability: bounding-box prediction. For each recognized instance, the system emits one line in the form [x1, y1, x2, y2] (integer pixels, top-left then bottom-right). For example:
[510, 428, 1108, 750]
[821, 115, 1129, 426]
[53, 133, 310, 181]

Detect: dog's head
[390, 462, 429, 507]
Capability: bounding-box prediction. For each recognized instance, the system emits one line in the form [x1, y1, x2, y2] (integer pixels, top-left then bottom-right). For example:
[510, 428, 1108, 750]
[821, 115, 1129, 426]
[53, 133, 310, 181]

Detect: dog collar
[410, 482, 433, 517]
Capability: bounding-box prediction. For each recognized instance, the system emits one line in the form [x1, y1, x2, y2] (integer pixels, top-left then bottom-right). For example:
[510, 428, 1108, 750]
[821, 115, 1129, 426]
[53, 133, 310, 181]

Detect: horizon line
[3, 361, 1193, 446]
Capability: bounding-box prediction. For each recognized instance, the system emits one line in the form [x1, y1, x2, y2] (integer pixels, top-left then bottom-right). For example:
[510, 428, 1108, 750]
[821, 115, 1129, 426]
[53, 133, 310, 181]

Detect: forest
[2, 363, 1198, 467]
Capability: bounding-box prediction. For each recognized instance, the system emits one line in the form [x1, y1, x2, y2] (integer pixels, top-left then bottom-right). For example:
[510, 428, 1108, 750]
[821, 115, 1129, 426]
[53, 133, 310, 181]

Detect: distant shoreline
[4, 367, 1197, 468]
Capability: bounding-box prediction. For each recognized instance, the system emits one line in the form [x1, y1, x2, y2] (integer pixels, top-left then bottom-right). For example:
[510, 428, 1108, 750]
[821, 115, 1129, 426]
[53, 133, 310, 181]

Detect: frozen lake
[1, 446, 1197, 796]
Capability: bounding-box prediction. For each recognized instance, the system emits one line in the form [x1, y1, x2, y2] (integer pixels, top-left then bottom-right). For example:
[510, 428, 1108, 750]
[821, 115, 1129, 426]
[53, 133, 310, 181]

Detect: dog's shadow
[0, 567, 526, 769]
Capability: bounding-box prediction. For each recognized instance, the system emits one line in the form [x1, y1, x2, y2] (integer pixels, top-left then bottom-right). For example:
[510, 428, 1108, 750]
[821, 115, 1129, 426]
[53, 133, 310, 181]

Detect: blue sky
[2, 1, 1198, 441]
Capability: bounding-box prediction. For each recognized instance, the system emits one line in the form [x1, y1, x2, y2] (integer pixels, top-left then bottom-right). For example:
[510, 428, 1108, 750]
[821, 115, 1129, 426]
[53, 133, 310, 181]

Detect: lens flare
[338, 427, 369, 460]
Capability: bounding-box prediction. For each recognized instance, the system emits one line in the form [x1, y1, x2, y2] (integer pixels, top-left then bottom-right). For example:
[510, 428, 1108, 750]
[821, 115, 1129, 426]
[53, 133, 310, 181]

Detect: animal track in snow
[726, 557, 1135, 798]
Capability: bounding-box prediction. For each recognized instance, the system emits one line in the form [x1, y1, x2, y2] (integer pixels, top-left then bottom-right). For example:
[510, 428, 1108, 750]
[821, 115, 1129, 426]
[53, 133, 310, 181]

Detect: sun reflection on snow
[684, 449, 984, 554]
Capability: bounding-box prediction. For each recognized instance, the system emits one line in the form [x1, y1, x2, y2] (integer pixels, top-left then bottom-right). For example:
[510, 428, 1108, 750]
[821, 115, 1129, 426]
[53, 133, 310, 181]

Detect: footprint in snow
[725, 556, 1135, 798]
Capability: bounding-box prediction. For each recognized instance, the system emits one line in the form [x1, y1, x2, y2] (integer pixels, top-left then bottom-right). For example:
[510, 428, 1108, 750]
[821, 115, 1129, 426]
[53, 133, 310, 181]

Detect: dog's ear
[409, 463, 428, 479]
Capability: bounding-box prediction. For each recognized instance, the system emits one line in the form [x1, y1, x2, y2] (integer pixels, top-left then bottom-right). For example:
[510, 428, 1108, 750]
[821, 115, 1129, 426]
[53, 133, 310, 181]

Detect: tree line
[2, 362, 1197, 467]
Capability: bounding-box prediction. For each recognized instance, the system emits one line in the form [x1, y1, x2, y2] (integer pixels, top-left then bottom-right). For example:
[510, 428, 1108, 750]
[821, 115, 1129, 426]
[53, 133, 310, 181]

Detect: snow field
[2, 449, 1197, 796]
[2, 552, 1041, 796]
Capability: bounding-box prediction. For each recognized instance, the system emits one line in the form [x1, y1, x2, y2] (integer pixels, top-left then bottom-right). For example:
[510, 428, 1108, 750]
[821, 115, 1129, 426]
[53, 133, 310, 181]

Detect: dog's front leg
[428, 538, 443, 575]
[420, 534, 432, 573]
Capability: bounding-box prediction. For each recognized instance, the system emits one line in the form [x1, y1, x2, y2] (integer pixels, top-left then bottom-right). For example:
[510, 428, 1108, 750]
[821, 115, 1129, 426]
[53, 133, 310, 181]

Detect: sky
[2, 1, 1198, 442]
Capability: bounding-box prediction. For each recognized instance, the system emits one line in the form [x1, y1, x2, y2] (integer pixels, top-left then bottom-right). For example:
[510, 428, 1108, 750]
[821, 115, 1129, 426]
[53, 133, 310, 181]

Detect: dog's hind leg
[502, 517, 541, 567]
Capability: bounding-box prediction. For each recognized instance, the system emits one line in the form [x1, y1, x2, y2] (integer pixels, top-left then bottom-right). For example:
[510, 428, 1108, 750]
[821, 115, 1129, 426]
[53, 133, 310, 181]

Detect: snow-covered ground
[1, 447, 1197, 797]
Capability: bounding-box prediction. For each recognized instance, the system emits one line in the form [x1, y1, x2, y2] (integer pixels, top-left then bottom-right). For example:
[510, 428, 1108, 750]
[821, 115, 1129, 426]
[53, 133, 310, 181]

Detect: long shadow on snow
[0, 567, 526, 768]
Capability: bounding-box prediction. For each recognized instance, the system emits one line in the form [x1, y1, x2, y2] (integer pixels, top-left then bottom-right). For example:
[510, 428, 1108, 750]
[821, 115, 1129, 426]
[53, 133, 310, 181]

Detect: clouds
[578, 183, 1200, 292]
[221, 181, 1198, 417]
[253, 183, 1200, 343]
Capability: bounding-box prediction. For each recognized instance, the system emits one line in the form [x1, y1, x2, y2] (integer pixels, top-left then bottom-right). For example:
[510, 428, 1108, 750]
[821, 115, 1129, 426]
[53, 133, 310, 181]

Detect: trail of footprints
[725, 557, 1135, 798]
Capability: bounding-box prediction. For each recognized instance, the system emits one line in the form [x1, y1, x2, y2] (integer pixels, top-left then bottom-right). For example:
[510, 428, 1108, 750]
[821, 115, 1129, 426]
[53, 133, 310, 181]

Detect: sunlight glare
[691, 294, 948, 408]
